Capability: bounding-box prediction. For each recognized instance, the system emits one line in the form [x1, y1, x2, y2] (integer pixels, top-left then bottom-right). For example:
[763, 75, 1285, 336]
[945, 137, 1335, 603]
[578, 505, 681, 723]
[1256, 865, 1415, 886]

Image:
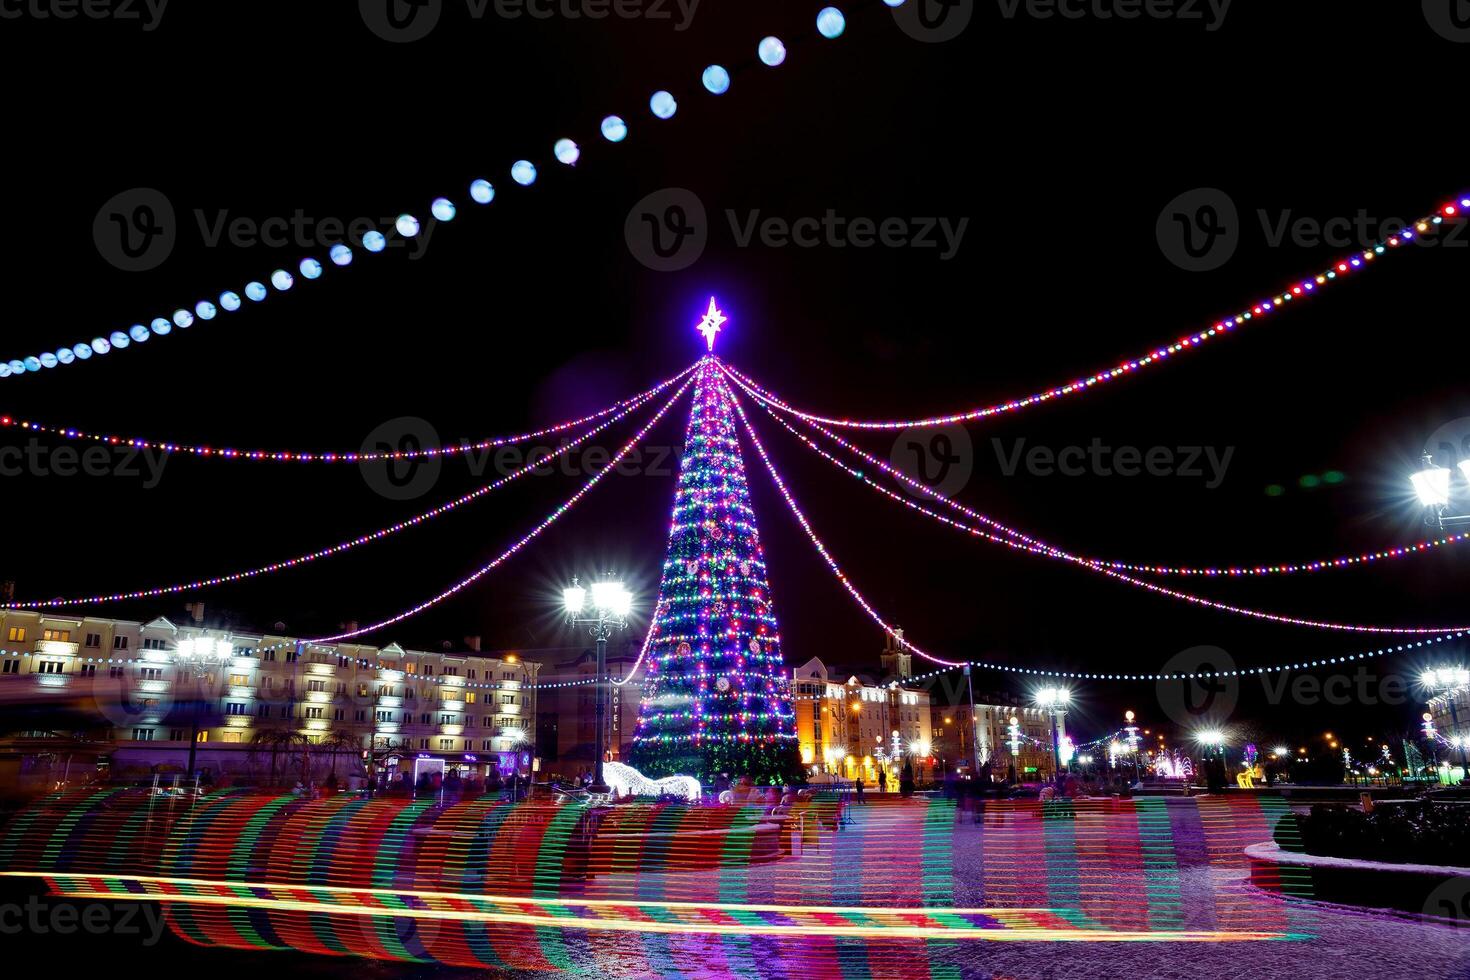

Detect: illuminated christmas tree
[631, 314, 801, 784]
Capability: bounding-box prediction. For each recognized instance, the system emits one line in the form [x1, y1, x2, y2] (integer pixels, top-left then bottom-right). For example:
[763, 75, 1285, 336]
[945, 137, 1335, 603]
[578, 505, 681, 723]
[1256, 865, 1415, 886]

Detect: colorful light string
[0, 364, 693, 463]
[726, 363, 1470, 635]
[306, 375, 693, 643]
[1, 381, 674, 611]
[724, 196, 1468, 431]
[725, 359, 1470, 578]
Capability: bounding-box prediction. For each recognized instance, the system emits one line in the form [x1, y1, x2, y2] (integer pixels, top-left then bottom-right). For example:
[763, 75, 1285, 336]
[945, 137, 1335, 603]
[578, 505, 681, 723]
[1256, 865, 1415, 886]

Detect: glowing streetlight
[1033, 687, 1071, 782]
[564, 575, 634, 794]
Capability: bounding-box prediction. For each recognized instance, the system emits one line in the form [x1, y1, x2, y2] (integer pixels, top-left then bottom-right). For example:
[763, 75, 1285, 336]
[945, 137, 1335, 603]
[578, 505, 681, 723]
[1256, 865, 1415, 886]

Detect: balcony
[34, 640, 79, 657]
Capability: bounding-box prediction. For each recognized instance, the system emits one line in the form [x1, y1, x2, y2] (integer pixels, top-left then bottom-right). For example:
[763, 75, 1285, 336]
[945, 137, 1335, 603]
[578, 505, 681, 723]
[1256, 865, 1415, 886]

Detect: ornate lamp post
[176, 636, 232, 784]
[1034, 687, 1070, 783]
[564, 576, 633, 795]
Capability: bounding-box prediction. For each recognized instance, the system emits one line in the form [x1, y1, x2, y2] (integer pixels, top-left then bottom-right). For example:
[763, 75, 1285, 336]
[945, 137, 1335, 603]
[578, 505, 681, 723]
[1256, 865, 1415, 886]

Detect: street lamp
[1034, 687, 1070, 783]
[1124, 709, 1141, 784]
[1411, 454, 1470, 529]
[564, 575, 633, 795]
[176, 636, 233, 785]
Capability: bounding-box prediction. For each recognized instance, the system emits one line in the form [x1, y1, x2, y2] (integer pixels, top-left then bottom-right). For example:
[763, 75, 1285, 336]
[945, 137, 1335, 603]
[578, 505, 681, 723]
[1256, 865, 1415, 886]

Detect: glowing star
[695, 297, 727, 352]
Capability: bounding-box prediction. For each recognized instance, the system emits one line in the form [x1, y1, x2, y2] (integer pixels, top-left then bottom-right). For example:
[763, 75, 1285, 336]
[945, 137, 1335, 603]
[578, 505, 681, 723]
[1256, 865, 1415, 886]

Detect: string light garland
[892, 629, 1468, 686]
[723, 197, 1469, 431]
[2, 383, 671, 611]
[305, 375, 695, 644]
[723, 361, 1470, 578]
[0, 6, 868, 384]
[0, 364, 694, 464]
[723, 371, 964, 669]
[733, 371, 1470, 636]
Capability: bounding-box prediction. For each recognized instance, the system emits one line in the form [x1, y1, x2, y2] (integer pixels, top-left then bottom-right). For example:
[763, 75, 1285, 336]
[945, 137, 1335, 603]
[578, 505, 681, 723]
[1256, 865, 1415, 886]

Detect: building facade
[0, 608, 540, 793]
[789, 656, 934, 787]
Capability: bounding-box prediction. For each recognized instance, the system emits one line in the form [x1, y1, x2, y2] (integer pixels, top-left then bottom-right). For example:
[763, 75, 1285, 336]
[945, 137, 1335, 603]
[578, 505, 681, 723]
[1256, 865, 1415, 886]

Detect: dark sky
[2, 1, 1467, 751]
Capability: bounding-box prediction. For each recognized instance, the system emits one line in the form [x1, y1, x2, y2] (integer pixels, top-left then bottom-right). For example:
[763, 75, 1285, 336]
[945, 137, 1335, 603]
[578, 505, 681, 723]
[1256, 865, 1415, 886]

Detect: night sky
[2, 1, 1467, 750]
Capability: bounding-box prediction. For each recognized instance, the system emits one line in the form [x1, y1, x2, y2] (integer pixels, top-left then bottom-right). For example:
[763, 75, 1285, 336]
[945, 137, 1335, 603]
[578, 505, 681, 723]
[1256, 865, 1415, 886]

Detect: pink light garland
[722, 370, 964, 668]
[0, 364, 694, 463]
[727, 197, 1467, 431]
[3, 382, 675, 611]
[729, 366, 1470, 636]
[723, 360, 1470, 578]
[306, 375, 694, 643]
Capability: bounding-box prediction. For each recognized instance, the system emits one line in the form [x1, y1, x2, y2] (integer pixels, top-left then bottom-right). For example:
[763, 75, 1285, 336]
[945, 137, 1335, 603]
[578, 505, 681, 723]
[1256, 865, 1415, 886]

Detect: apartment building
[0, 608, 540, 792]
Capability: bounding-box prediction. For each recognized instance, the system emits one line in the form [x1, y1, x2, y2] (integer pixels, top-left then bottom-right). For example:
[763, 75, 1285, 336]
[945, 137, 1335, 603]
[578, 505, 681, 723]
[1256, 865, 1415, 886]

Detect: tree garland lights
[724, 197, 1469, 431]
[0, 364, 693, 463]
[723, 360, 1470, 579]
[723, 373, 966, 670]
[2, 380, 672, 611]
[629, 360, 802, 785]
[731, 370, 1470, 636]
[305, 374, 694, 644]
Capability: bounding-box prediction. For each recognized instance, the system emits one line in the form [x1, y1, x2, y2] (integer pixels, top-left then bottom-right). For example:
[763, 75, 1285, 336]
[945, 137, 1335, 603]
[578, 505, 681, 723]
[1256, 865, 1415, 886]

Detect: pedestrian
[854, 775, 866, 805]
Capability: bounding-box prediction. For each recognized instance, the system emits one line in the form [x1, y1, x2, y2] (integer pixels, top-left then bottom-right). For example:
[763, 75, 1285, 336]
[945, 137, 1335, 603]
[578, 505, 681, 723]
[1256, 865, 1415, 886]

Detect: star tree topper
[696, 297, 727, 352]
